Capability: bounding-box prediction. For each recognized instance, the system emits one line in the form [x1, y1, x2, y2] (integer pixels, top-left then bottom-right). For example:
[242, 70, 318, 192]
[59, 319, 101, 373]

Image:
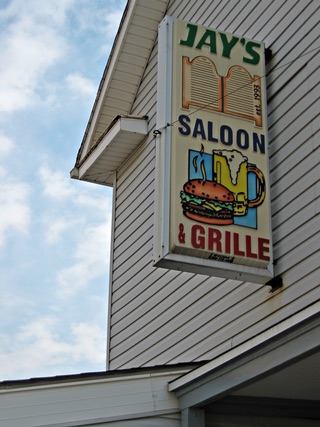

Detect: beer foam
[213, 149, 247, 185]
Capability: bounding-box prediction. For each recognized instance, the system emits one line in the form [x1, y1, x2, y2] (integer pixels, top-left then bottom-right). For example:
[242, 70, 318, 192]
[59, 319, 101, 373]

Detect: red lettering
[245, 235, 258, 258]
[191, 224, 205, 249]
[208, 228, 222, 252]
[188, 227, 270, 263]
[258, 238, 270, 261]
[233, 232, 245, 256]
[225, 230, 231, 254]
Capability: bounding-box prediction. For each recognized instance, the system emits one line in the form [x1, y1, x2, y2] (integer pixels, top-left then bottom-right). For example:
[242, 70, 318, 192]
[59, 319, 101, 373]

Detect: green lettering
[195, 29, 217, 54]
[220, 33, 239, 58]
[180, 23, 198, 47]
[244, 41, 261, 65]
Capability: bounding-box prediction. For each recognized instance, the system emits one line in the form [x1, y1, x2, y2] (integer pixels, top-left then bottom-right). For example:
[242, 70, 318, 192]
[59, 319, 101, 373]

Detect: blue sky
[0, 0, 126, 381]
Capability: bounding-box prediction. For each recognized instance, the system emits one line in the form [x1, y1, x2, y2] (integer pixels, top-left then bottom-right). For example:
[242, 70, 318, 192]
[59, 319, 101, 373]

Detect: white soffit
[74, 0, 169, 169]
[71, 115, 148, 186]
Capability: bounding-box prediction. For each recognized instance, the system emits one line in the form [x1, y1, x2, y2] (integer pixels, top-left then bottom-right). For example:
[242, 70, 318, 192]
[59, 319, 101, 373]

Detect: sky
[0, 0, 127, 381]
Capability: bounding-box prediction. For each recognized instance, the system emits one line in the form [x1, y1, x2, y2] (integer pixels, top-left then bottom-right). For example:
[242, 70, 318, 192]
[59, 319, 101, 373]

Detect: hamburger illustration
[180, 179, 234, 225]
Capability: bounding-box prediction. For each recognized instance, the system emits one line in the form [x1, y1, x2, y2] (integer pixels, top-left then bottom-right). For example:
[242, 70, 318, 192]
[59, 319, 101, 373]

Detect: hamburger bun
[181, 179, 234, 225]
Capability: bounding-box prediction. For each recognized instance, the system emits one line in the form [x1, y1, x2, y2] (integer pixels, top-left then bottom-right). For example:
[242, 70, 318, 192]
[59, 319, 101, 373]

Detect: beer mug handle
[248, 165, 265, 208]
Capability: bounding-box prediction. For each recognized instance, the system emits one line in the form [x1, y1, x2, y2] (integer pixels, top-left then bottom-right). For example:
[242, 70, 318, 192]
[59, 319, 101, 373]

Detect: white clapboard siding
[115, 156, 154, 216]
[0, 369, 186, 427]
[111, 273, 224, 348]
[108, 0, 320, 369]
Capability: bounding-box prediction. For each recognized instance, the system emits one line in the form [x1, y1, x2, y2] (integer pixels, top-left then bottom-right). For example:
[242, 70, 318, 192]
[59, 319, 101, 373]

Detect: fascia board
[78, 0, 139, 163]
[78, 0, 169, 165]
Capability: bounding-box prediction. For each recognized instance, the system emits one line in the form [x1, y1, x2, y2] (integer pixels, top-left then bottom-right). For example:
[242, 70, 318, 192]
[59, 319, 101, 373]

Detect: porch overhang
[168, 306, 320, 426]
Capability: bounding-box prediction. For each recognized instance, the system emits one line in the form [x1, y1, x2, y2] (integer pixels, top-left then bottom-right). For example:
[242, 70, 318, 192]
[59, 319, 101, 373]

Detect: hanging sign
[154, 16, 273, 283]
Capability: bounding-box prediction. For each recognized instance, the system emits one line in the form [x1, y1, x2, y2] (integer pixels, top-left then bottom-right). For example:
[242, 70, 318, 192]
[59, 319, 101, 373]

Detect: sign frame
[153, 16, 274, 284]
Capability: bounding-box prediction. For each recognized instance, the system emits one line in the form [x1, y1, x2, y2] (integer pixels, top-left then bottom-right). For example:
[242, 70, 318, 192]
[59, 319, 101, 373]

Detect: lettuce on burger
[180, 179, 234, 225]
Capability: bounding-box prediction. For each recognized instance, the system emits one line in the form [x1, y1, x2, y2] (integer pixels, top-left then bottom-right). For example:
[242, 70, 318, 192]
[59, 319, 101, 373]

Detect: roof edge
[0, 362, 204, 391]
[74, 0, 131, 167]
[73, 0, 170, 169]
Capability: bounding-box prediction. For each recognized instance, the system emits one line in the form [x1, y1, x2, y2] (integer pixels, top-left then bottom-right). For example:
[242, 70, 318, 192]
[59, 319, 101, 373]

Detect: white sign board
[154, 16, 273, 283]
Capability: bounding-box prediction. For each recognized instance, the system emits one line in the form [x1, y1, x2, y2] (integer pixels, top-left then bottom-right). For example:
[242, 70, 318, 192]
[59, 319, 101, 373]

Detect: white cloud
[39, 165, 75, 200]
[44, 216, 78, 244]
[56, 221, 110, 299]
[0, 316, 106, 380]
[37, 163, 111, 298]
[0, 132, 31, 255]
[99, 10, 125, 55]
[38, 164, 110, 209]
[66, 73, 97, 97]
[0, 0, 75, 26]
[0, 0, 126, 382]
[0, 134, 15, 155]
[74, 2, 123, 36]
[0, 0, 73, 113]
[68, 1, 125, 58]
[0, 0, 126, 113]
[105, 10, 124, 34]
[70, 322, 107, 364]
[0, 180, 31, 246]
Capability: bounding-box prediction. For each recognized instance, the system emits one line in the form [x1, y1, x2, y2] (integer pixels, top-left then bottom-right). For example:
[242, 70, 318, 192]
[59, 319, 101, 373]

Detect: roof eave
[74, 0, 169, 169]
[71, 115, 148, 186]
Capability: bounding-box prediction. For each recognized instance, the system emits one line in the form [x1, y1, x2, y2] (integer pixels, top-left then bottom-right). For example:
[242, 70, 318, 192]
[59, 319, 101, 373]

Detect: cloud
[39, 165, 75, 200]
[0, 134, 15, 177]
[73, 2, 123, 36]
[0, 0, 126, 114]
[105, 10, 125, 34]
[66, 73, 97, 97]
[70, 322, 107, 364]
[0, 0, 73, 113]
[38, 164, 110, 210]
[0, 134, 32, 246]
[36, 162, 112, 298]
[44, 216, 78, 244]
[56, 221, 110, 299]
[0, 180, 31, 246]
[67, 1, 125, 58]
[0, 0, 75, 26]
[0, 134, 15, 155]
[0, 316, 106, 380]
[0, 0, 126, 382]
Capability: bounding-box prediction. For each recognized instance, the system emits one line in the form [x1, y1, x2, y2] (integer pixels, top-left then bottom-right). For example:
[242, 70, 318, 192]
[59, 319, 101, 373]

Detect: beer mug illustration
[212, 149, 265, 216]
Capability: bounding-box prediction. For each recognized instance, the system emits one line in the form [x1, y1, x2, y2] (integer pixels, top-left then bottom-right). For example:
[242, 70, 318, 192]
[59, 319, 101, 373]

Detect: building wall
[108, 0, 319, 369]
[0, 369, 185, 427]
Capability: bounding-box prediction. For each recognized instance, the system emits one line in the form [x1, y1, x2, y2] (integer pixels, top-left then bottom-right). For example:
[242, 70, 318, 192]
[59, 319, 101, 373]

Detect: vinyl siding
[0, 369, 185, 427]
[108, 0, 320, 369]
